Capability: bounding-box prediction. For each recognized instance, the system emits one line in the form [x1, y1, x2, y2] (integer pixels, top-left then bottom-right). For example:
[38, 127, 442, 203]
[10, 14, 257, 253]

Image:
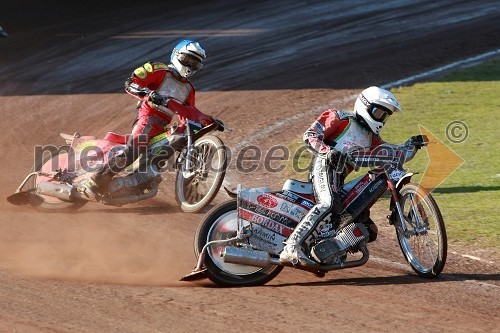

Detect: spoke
[203, 144, 215, 165]
[408, 193, 425, 228]
[197, 180, 209, 196]
[201, 144, 212, 168]
[202, 144, 210, 160]
[423, 234, 437, 259]
[405, 197, 438, 267]
[184, 181, 193, 201]
[191, 181, 202, 203]
[196, 190, 203, 203]
[187, 184, 196, 203]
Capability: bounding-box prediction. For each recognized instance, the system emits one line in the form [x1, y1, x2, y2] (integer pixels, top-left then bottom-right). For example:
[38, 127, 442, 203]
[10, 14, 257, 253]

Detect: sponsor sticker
[369, 179, 385, 193]
[279, 201, 307, 220]
[389, 169, 406, 181]
[153, 63, 168, 70]
[274, 191, 300, 203]
[342, 176, 371, 208]
[257, 194, 278, 208]
[313, 121, 324, 133]
[304, 213, 334, 246]
[238, 208, 293, 237]
[134, 67, 147, 79]
[144, 63, 153, 72]
[300, 199, 314, 209]
[238, 198, 295, 227]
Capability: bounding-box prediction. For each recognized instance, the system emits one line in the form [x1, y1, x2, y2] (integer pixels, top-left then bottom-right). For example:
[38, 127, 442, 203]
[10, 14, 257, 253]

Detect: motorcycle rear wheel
[175, 135, 227, 213]
[195, 200, 283, 287]
[396, 183, 447, 278]
[27, 145, 87, 212]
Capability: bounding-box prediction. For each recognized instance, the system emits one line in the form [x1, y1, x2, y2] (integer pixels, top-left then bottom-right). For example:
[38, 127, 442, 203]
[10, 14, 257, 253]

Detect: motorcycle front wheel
[396, 183, 447, 278]
[175, 135, 227, 213]
[195, 200, 283, 287]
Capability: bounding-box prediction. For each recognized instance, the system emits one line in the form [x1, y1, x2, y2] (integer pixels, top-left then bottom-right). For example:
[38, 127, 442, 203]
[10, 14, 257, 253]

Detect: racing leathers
[280, 109, 383, 265]
[82, 62, 213, 198]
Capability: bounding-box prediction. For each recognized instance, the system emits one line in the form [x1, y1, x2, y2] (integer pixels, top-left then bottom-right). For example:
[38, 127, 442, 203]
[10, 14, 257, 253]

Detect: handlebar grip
[213, 119, 225, 132]
[411, 135, 429, 148]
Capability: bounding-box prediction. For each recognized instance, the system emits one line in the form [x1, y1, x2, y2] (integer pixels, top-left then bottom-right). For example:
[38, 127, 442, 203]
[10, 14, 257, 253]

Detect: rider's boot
[77, 146, 135, 201]
[77, 166, 115, 202]
[77, 177, 100, 202]
[280, 243, 309, 266]
[280, 197, 342, 266]
[279, 210, 324, 265]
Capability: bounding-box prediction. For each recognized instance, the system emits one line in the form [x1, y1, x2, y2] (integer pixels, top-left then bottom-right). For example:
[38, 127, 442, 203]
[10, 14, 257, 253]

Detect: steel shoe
[77, 178, 100, 202]
[279, 244, 309, 266]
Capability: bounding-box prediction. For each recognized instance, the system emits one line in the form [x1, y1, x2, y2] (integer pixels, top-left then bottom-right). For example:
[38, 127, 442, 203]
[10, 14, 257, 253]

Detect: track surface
[0, 1, 499, 332]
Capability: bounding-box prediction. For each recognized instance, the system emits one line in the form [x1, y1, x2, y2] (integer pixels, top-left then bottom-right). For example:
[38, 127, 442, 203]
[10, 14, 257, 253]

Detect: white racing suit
[280, 109, 381, 265]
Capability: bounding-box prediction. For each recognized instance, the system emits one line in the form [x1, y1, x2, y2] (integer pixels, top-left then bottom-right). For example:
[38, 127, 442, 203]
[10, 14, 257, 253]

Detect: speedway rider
[280, 86, 402, 265]
[79, 40, 216, 200]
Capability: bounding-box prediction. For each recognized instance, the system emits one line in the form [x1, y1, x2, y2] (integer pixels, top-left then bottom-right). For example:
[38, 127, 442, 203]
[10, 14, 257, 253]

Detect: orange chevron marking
[419, 124, 464, 192]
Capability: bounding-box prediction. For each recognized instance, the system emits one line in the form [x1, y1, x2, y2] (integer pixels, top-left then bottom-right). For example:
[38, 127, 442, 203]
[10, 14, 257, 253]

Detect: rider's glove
[213, 119, 225, 132]
[148, 91, 166, 105]
[407, 135, 428, 149]
[326, 149, 338, 163]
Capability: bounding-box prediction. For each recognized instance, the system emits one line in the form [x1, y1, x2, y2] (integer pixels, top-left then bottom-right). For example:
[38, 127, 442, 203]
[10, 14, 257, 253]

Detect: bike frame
[340, 148, 426, 241]
[234, 147, 420, 252]
[181, 141, 435, 282]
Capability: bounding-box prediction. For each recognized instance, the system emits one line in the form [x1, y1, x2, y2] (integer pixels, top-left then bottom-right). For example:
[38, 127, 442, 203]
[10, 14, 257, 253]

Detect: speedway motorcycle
[182, 135, 447, 286]
[8, 94, 228, 213]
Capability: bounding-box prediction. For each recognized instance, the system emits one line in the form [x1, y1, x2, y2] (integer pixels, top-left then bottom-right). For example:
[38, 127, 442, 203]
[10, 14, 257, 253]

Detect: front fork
[387, 175, 417, 238]
[387, 176, 427, 238]
[181, 121, 196, 178]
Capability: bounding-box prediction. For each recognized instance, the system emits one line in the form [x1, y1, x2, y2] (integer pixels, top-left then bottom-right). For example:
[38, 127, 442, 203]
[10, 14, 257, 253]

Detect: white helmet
[354, 86, 402, 134]
[170, 40, 206, 78]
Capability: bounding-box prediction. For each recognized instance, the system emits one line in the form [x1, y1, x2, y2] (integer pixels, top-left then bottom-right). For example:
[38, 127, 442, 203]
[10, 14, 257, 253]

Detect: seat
[60, 132, 96, 144]
[104, 132, 128, 145]
[282, 179, 314, 195]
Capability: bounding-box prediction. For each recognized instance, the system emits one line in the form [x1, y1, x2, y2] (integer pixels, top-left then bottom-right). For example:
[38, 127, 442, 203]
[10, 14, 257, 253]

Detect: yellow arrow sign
[419, 124, 464, 192]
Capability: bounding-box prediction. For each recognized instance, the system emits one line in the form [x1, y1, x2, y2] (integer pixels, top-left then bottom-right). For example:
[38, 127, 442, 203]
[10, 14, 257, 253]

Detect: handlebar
[407, 134, 429, 149]
[127, 84, 228, 133]
[212, 118, 226, 132]
[334, 135, 430, 169]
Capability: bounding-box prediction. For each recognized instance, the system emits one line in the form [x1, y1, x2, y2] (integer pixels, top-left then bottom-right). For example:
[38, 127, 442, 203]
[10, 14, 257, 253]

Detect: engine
[108, 166, 162, 196]
[310, 223, 369, 264]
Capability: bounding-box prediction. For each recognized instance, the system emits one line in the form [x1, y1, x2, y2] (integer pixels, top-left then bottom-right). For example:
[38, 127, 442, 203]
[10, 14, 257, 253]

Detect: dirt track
[0, 1, 499, 332]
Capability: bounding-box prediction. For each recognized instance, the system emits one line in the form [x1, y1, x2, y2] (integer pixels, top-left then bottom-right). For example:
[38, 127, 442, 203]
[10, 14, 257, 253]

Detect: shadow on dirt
[267, 273, 500, 288]
[433, 186, 500, 194]
[74, 205, 178, 215]
[73, 201, 217, 215]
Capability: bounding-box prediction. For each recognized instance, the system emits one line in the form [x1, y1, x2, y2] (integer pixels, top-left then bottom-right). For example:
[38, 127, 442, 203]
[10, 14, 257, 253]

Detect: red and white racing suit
[92, 62, 212, 187]
[287, 109, 383, 249]
[127, 61, 213, 144]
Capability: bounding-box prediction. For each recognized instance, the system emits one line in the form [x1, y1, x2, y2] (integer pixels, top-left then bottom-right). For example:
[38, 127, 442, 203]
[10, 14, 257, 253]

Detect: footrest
[180, 269, 208, 282]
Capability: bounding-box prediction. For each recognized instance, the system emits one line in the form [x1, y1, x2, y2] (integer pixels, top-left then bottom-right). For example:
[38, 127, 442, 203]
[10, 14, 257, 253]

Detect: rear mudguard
[223, 186, 237, 198]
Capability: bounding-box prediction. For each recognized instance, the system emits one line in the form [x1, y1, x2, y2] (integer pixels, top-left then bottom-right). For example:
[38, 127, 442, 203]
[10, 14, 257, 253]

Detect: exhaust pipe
[37, 181, 77, 201]
[37, 180, 160, 206]
[222, 246, 278, 268]
[222, 245, 370, 273]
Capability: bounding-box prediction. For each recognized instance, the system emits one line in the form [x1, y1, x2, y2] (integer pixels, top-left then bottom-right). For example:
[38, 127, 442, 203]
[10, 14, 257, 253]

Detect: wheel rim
[206, 210, 262, 275]
[398, 191, 442, 273]
[178, 139, 224, 206]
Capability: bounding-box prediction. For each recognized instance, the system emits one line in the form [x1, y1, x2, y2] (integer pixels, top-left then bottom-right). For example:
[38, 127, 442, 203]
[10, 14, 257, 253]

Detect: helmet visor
[178, 53, 202, 70]
[370, 105, 392, 122]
